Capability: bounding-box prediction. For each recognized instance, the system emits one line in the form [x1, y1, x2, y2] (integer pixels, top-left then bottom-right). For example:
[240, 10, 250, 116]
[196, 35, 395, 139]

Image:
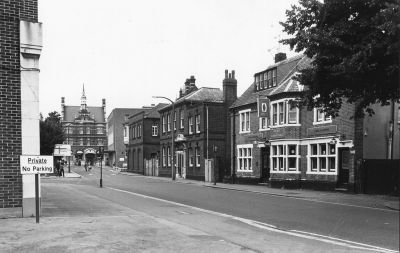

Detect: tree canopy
[280, 0, 400, 117]
[40, 111, 65, 155]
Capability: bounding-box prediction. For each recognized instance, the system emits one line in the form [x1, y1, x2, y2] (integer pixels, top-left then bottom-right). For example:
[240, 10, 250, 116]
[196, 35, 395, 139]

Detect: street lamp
[99, 146, 104, 187]
[153, 96, 175, 180]
[213, 145, 218, 185]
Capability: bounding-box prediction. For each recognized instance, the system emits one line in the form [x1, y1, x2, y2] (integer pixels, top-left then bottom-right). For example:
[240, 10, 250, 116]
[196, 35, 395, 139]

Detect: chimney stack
[61, 97, 65, 121]
[274, 52, 287, 63]
[222, 69, 237, 107]
[102, 98, 106, 118]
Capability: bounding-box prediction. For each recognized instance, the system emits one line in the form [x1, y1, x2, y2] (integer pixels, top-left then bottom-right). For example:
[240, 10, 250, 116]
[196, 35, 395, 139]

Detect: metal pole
[68, 156, 71, 173]
[35, 174, 39, 223]
[207, 105, 209, 160]
[171, 102, 175, 180]
[153, 96, 175, 180]
[214, 147, 217, 185]
[100, 151, 103, 188]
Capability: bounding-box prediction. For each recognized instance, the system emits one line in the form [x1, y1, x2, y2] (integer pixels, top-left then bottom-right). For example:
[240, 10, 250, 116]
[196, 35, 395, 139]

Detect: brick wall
[0, 0, 38, 209]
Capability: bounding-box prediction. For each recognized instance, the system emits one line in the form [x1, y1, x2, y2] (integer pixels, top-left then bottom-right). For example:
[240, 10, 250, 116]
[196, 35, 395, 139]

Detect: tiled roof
[160, 87, 223, 111]
[64, 106, 105, 122]
[145, 103, 169, 118]
[231, 54, 309, 109]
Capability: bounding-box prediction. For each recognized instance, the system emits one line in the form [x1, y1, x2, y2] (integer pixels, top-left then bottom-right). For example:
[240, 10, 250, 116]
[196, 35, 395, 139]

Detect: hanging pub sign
[257, 97, 269, 117]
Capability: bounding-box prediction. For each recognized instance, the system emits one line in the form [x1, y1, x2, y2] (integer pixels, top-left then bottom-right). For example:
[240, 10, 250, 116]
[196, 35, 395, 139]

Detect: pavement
[117, 169, 400, 211]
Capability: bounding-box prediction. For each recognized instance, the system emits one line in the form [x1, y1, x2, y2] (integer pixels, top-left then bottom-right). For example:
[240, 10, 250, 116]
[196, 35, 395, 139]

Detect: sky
[38, 0, 299, 118]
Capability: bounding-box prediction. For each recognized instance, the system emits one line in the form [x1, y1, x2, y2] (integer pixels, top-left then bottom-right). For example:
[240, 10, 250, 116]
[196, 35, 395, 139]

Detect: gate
[145, 158, 158, 176]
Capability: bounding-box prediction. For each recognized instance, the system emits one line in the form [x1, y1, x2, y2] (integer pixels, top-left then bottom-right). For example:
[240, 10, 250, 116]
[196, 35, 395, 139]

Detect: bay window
[313, 108, 332, 125]
[270, 99, 299, 127]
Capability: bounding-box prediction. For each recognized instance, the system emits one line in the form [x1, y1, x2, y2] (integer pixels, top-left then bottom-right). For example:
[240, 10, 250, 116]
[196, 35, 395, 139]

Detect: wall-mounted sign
[307, 125, 337, 136]
[20, 155, 54, 174]
[257, 97, 269, 117]
[54, 144, 71, 156]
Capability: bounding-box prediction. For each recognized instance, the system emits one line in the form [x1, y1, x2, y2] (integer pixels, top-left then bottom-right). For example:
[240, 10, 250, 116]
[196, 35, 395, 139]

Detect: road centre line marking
[106, 186, 397, 253]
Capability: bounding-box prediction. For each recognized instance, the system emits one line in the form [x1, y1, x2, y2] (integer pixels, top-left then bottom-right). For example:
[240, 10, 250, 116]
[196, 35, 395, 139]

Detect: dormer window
[255, 68, 277, 91]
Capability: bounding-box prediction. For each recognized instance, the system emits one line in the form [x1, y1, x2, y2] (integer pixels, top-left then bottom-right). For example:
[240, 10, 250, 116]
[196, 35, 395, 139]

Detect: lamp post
[213, 145, 218, 185]
[153, 96, 175, 180]
[99, 146, 104, 187]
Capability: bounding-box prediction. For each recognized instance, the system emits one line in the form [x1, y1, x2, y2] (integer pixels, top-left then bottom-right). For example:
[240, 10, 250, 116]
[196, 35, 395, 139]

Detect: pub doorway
[260, 147, 270, 183]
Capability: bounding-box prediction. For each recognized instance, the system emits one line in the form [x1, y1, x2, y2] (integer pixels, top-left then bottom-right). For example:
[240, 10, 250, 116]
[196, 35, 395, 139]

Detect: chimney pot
[225, 70, 228, 78]
[232, 70, 235, 79]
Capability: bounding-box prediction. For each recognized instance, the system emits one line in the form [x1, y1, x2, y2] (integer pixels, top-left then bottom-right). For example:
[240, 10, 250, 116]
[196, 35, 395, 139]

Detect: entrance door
[338, 148, 350, 186]
[176, 151, 186, 179]
[260, 147, 270, 182]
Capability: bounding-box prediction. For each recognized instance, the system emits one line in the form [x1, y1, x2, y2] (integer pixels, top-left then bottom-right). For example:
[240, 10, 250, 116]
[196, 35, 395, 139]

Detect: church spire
[81, 83, 87, 111]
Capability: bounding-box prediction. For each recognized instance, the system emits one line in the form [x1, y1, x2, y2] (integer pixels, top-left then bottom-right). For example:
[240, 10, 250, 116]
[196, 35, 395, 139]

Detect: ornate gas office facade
[61, 86, 107, 162]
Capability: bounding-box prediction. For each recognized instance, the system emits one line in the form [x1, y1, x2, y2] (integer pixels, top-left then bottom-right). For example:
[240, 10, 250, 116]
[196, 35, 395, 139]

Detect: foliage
[280, 0, 400, 117]
[40, 111, 65, 155]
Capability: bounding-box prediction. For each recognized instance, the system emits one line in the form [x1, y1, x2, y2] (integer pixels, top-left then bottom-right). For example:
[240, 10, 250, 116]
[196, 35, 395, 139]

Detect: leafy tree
[40, 111, 65, 155]
[280, 0, 400, 117]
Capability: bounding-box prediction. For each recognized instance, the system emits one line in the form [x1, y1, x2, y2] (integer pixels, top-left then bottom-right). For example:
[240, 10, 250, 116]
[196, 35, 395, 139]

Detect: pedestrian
[55, 160, 60, 177]
[59, 160, 65, 177]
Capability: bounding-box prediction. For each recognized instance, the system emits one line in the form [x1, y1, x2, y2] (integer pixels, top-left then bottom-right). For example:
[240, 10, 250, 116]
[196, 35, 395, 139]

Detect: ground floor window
[189, 148, 194, 167]
[195, 147, 200, 167]
[237, 144, 253, 171]
[162, 147, 166, 167]
[308, 142, 336, 174]
[271, 143, 300, 172]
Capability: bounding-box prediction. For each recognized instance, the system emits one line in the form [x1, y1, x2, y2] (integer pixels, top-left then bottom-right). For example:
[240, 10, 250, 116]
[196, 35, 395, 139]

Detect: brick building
[230, 54, 357, 190]
[158, 72, 237, 181]
[1, 0, 42, 217]
[126, 103, 167, 175]
[61, 86, 107, 164]
[107, 108, 147, 168]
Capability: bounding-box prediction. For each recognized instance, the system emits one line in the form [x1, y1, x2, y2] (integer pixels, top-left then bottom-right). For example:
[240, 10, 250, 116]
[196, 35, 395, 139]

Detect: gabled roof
[160, 87, 223, 111]
[268, 56, 312, 97]
[64, 106, 105, 122]
[230, 54, 308, 109]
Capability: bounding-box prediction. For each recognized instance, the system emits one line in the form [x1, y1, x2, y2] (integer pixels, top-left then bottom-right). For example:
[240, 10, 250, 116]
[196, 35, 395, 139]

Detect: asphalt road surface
[43, 165, 399, 252]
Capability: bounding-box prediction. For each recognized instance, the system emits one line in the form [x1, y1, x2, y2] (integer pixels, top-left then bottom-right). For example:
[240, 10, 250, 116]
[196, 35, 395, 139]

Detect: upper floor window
[167, 114, 171, 131]
[239, 109, 251, 133]
[272, 69, 277, 86]
[237, 144, 252, 171]
[195, 115, 200, 133]
[123, 127, 127, 137]
[173, 111, 177, 130]
[259, 117, 268, 131]
[270, 99, 299, 127]
[133, 126, 136, 138]
[152, 125, 158, 136]
[137, 125, 142, 138]
[180, 110, 184, 129]
[313, 108, 332, 125]
[79, 127, 83, 134]
[188, 116, 194, 134]
[162, 116, 166, 133]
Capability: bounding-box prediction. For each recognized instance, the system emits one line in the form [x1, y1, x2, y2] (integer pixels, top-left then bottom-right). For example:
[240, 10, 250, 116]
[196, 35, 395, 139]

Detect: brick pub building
[61, 86, 107, 164]
[1, 0, 43, 217]
[159, 72, 237, 181]
[230, 54, 357, 190]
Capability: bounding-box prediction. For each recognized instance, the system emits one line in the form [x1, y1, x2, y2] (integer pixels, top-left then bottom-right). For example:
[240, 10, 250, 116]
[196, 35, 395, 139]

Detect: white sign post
[20, 155, 54, 223]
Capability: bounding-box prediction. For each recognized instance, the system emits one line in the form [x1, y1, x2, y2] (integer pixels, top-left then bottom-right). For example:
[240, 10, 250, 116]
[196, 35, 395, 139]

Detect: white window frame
[152, 125, 158, 136]
[259, 117, 269, 131]
[307, 140, 337, 175]
[270, 141, 301, 173]
[173, 111, 177, 130]
[180, 110, 184, 129]
[239, 109, 251, 134]
[313, 108, 332, 125]
[189, 148, 193, 167]
[189, 117, 194, 134]
[162, 116, 166, 133]
[167, 114, 171, 132]
[237, 144, 253, 172]
[195, 147, 200, 167]
[167, 146, 171, 166]
[195, 115, 200, 133]
[270, 98, 300, 128]
[162, 147, 166, 167]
